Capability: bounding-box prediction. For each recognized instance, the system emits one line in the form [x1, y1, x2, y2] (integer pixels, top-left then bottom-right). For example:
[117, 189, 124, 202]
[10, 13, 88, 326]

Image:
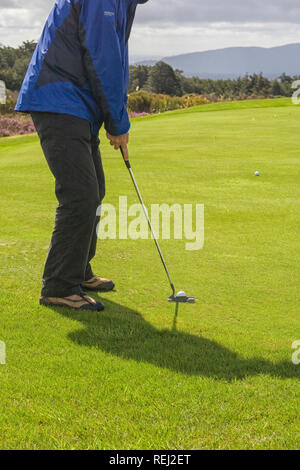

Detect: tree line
[0, 41, 37, 90]
[0, 41, 297, 99]
[129, 63, 297, 99]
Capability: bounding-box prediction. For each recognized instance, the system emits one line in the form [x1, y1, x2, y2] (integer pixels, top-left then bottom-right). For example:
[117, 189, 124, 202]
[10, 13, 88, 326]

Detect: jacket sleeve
[79, 0, 130, 136]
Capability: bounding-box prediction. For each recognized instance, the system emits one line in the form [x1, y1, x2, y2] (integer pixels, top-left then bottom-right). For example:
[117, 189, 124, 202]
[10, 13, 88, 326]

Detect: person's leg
[31, 112, 101, 298]
[82, 134, 115, 292]
[84, 134, 105, 282]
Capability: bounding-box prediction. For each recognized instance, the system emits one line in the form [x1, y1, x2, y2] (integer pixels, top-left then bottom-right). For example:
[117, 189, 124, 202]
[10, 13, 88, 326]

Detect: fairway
[0, 99, 299, 449]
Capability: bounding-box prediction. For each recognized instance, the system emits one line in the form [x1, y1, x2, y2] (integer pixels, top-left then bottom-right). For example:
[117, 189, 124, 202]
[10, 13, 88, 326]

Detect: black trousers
[31, 112, 105, 298]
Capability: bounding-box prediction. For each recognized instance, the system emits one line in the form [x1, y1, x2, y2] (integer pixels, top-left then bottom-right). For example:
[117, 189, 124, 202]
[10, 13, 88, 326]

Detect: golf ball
[177, 291, 186, 297]
[255, 171, 260, 176]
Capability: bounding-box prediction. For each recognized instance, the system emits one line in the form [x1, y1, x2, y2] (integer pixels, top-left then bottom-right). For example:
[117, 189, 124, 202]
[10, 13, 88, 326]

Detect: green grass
[0, 98, 299, 450]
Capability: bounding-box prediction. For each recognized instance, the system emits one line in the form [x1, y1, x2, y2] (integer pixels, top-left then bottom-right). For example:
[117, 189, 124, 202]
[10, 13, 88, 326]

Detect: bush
[0, 114, 35, 137]
[127, 91, 152, 113]
[0, 99, 17, 115]
[127, 91, 209, 114]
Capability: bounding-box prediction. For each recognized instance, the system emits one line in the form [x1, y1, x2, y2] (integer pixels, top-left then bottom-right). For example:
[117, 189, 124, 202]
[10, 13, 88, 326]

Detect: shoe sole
[39, 298, 105, 311]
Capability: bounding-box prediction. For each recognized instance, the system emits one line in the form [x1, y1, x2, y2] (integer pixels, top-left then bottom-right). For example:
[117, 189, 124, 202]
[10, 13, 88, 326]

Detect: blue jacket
[15, 0, 148, 135]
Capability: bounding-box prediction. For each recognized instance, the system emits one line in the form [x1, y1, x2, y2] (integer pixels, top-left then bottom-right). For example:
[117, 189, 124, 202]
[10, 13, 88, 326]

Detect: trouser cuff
[41, 284, 83, 298]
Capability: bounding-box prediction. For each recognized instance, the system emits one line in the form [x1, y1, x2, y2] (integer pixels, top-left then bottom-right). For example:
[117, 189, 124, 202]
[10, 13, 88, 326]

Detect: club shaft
[126, 164, 175, 296]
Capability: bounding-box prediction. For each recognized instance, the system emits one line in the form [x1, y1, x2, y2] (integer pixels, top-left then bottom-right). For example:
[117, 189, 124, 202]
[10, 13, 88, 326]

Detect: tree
[19, 40, 37, 55]
[147, 61, 183, 96]
[128, 65, 150, 93]
[271, 80, 284, 96]
[0, 41, 37, 91]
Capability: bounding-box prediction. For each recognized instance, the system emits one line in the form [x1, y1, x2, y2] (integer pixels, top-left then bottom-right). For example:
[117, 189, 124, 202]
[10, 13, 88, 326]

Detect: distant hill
[135, 43, 300, 79]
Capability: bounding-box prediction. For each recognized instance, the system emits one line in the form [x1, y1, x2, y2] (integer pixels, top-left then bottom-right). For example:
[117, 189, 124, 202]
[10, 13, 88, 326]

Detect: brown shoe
[82, 276, 115, 292]
[40, 294, 104, 311]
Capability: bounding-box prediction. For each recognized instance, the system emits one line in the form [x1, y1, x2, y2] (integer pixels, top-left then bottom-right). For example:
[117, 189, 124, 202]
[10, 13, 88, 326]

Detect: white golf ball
[255, 171, 260, 176]
[177, 291, 186, 297]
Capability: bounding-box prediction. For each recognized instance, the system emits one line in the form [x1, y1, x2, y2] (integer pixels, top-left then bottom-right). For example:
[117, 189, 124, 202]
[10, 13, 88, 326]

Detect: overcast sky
[1, 0, 300, 60]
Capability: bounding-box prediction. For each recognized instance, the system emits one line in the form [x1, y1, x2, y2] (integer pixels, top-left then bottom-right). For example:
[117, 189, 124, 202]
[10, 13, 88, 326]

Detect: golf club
[120, 147, 195, 304]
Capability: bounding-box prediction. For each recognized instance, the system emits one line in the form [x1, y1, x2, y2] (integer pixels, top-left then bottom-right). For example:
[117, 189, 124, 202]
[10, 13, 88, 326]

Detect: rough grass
[0, 98, 299, 450]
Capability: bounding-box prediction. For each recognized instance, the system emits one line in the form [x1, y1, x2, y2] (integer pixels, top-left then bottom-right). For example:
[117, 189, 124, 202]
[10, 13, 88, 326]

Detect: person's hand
[106, 132, 129, 161]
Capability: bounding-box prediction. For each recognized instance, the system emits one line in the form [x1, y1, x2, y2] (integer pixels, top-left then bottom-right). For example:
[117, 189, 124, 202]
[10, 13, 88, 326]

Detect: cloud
[130, 21, 300, 57]
[0, 0, 300, 57]
[0, 0, 19, 8]
[135, 0, 300, 25]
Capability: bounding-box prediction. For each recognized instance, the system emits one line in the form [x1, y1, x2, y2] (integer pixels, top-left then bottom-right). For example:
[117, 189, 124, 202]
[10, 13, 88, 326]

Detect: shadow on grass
[48, 297, 299, 382]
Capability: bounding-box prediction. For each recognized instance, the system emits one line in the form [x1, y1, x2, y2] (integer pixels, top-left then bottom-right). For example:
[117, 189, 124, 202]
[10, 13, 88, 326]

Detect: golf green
[0, 98, 299, 449]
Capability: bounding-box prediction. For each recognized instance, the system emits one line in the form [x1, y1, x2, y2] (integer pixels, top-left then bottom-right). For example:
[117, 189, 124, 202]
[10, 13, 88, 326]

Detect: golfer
[16, 0, 149, 311]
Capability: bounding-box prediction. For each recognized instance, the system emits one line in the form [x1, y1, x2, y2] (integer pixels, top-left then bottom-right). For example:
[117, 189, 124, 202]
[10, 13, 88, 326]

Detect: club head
[168, 294, 195, 304]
